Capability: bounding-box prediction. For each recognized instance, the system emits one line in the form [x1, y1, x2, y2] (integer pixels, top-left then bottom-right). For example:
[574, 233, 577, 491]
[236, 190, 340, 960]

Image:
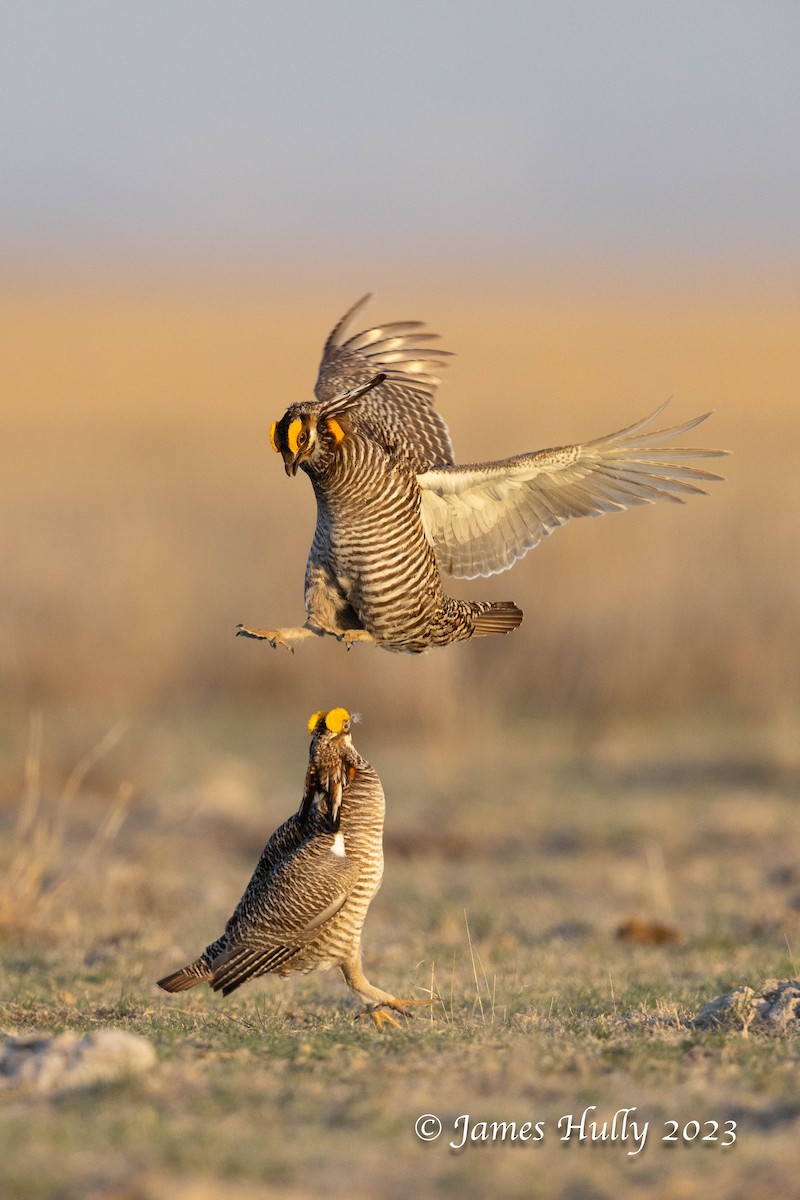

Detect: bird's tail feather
[156, 958, 211, 992]
[471, 602, 523, 637]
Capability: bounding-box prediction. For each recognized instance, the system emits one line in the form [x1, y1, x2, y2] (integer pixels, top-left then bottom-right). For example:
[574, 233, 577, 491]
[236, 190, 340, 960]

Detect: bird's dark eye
[298, 431, 308, 446]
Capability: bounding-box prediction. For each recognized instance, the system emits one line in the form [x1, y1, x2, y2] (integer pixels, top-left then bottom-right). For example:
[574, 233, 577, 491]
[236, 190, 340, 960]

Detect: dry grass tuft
[0, 714, 131, 939]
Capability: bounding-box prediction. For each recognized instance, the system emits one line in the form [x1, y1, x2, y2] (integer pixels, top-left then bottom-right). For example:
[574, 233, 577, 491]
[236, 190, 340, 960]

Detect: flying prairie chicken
[157, 708, 426, 1029]
[238, 295, 726, 654]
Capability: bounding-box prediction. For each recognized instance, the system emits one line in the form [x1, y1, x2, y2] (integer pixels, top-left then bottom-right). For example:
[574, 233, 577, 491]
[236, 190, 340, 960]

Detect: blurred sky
[2, 1, 799, 276]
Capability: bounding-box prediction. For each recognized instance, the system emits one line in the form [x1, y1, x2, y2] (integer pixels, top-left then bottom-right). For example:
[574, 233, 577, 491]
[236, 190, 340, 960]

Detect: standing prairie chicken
[157, 708, 425, 1029]
[238, 295, 726, 654]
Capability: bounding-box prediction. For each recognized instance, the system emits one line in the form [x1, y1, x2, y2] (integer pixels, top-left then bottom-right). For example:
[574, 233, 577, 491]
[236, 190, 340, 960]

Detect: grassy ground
[2, 703, 799, 1199]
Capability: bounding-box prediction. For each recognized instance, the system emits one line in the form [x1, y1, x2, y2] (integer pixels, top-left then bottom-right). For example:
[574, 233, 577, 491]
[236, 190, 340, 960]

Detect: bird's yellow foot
[236, 625, 295, 652]
[356, 997, 434, 1031]
[358, 1006, 404, 1031]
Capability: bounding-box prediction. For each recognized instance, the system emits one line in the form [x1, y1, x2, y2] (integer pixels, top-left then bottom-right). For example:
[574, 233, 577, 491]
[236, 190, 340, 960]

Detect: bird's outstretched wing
[417, 403, 728, 580]
[210, 844, 359, 996]
[314, 294, 455, 471]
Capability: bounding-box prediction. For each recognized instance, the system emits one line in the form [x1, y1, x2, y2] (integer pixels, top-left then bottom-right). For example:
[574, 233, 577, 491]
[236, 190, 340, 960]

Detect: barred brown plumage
[157, 708, 428, 1029]
[238, 295, 727, 654]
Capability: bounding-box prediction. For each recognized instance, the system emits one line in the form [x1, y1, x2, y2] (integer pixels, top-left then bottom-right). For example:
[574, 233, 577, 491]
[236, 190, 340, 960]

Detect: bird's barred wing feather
[210, 846, 359, 995]
[315, 294, 456, 470]
[417, 403, 727, 580]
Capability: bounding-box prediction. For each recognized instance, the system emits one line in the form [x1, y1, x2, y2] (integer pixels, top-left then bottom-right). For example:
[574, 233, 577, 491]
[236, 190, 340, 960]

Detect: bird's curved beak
[280, 448, 301, 477]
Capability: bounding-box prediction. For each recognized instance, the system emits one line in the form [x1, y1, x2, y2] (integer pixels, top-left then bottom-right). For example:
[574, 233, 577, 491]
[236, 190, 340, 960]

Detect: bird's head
[303, 707, 359, 832]
[307, 706, 356, 752]
[269, 373, 386, 476]
[269, 403, 325, 477]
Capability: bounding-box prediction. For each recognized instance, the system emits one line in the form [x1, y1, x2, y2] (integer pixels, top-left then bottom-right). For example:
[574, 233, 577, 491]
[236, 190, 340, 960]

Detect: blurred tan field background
[3, 275, 798, 728]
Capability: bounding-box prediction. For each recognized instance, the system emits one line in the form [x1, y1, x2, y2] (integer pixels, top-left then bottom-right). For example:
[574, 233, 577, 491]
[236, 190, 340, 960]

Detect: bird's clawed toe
[358, 1006, 404, 1031]
[236, 625, 295, 652]
[338, 630, 375, 651]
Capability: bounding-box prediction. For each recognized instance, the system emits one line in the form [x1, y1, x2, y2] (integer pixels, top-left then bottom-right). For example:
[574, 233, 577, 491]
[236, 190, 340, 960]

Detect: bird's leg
[235, 623, 327, 652]
[341, 956, 434, 1031]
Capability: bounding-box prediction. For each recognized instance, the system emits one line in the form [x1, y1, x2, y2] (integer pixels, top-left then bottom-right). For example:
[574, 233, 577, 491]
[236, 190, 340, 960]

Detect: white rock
[694, 978, 800, 1033]
[0, 1029, 157, 1092]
